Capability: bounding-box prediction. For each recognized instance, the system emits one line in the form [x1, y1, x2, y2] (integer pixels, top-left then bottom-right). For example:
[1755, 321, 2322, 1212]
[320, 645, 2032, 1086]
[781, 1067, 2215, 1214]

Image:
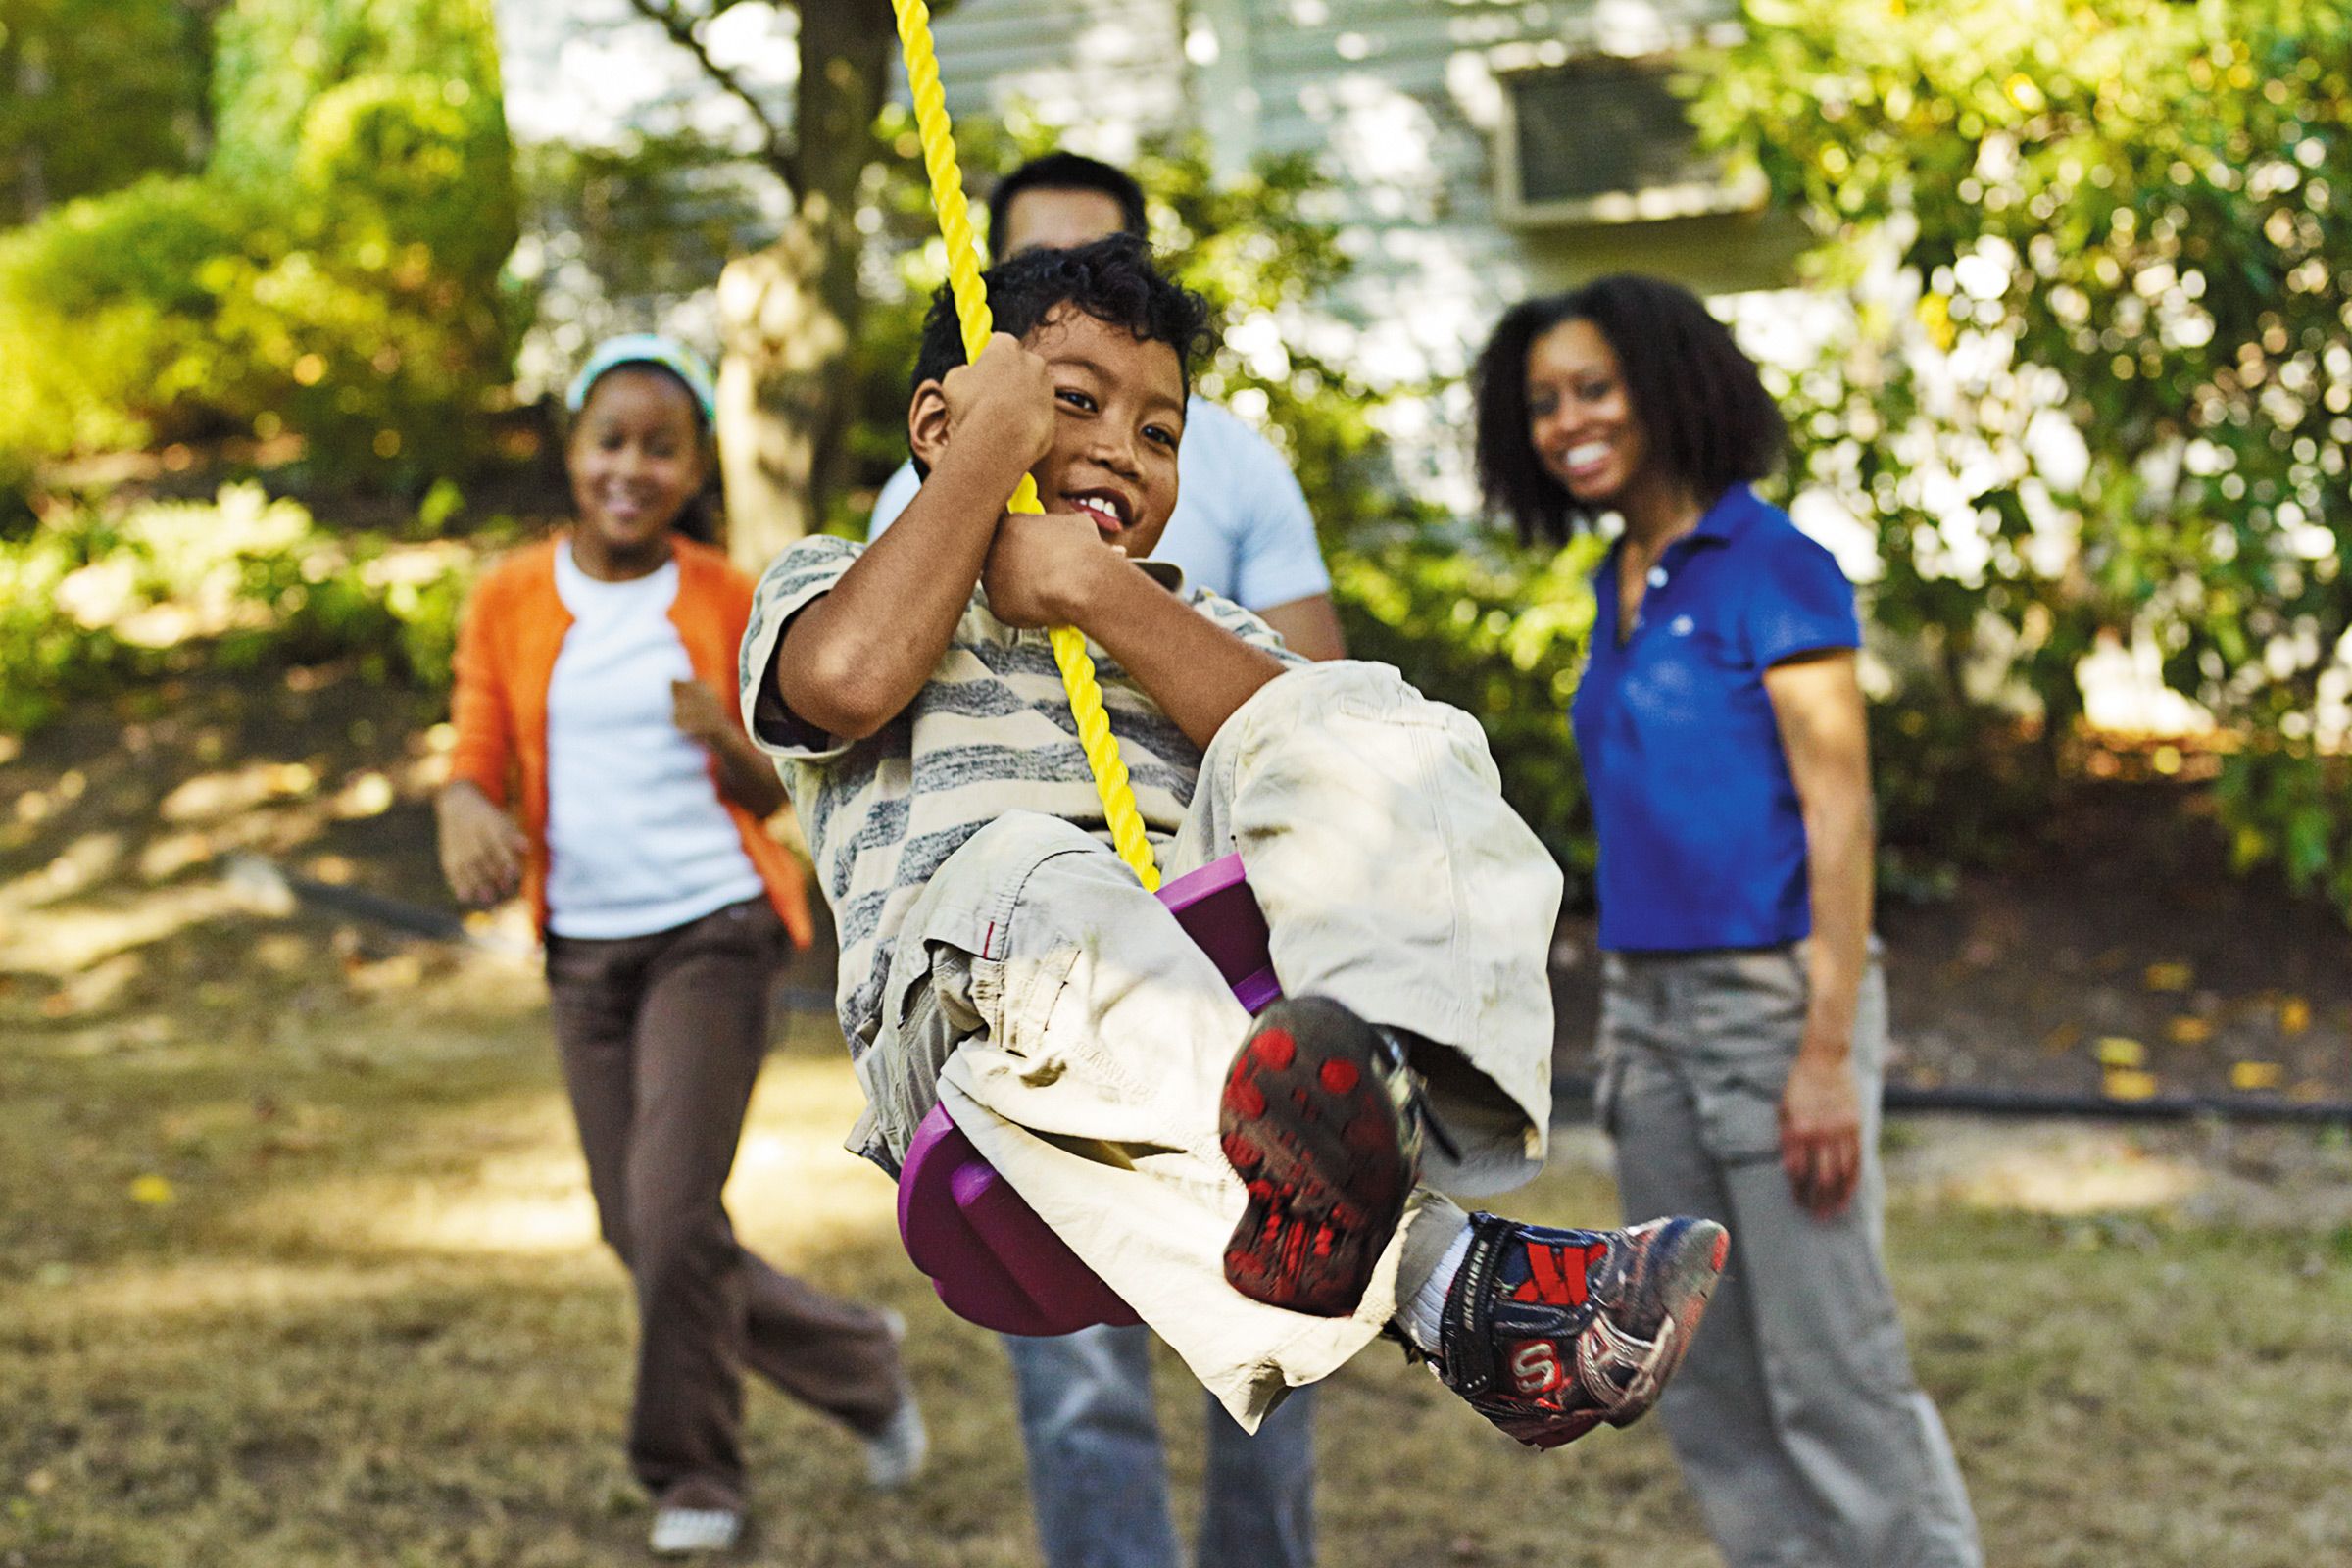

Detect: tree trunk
[11, 34, 51, 223]
[716, 0, 895, 572]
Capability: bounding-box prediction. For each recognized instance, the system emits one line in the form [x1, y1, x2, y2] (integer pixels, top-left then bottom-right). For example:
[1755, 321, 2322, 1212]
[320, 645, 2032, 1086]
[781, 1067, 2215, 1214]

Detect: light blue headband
[565, 333, 718, 423]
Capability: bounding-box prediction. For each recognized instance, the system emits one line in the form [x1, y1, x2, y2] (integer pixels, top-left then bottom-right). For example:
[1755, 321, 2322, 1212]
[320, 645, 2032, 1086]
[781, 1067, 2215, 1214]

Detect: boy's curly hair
[910, 233, 1216, 402]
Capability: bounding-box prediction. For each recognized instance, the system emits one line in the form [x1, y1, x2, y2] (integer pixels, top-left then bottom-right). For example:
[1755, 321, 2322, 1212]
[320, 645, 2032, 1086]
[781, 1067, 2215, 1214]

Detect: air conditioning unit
[1494, 51, 1766, 229]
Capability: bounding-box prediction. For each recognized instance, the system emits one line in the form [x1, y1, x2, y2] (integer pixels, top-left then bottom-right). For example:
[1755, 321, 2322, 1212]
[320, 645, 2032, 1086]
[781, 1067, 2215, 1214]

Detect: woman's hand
[436, 782, 526, 907]
[670, 678, 736, 748]
[1779, 1044, 1862, 1217]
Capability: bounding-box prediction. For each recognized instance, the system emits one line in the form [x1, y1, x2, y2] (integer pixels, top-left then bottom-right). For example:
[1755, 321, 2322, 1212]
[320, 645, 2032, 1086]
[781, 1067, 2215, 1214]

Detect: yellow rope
[890, 0, 1160, 890]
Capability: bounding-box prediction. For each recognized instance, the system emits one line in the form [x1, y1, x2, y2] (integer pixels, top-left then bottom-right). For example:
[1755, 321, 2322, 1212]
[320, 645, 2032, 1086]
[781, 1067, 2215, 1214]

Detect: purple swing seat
[894, 853, 1281, 1335]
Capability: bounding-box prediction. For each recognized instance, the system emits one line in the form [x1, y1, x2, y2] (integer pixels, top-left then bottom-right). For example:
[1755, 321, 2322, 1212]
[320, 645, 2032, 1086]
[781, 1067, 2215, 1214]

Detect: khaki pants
[1599, 945, 1982, 1568]
[547, 897, 906, 1504]
[850, 662, 1565, 1427]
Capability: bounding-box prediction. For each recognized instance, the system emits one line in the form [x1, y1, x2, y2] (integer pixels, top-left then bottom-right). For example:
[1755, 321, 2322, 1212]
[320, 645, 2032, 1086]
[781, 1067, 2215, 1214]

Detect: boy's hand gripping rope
[890, 0, 1160, 891]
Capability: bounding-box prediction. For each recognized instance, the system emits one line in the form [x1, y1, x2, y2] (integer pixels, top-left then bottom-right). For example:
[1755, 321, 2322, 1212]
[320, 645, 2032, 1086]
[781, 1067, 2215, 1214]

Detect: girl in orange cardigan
[436, 336, 922, 1557]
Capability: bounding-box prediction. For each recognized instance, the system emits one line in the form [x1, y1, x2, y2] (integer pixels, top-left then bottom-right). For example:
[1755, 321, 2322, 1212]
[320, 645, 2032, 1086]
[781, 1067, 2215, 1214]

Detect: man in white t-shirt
[870, 152, 1348, 666]
[869, 152, 1338, 1568]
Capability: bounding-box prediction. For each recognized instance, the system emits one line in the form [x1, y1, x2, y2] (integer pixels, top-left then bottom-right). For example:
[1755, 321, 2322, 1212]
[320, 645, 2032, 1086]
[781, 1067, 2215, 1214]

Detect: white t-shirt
[544, 542, 765, 939]
[866, 396, 1331, 609]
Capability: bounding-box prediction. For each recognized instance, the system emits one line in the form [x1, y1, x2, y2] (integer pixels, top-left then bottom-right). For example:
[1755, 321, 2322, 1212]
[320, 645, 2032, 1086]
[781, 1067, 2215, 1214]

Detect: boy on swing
[739, 235, 1725, 1448]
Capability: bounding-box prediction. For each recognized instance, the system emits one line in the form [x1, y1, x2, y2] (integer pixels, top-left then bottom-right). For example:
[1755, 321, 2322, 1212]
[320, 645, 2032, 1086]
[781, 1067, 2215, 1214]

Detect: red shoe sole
[1218, 998, 1412, 1317]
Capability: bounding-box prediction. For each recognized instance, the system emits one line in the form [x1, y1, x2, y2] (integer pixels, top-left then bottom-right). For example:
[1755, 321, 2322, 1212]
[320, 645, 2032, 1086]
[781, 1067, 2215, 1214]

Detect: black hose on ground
[231, 857, 2352, 1127]
[1550, 1073, 2352, 1128]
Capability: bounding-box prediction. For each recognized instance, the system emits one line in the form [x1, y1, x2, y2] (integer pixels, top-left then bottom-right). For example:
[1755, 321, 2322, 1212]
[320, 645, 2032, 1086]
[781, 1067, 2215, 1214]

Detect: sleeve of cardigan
[445, 572, 514, 805]
[714, 561, 758, 724]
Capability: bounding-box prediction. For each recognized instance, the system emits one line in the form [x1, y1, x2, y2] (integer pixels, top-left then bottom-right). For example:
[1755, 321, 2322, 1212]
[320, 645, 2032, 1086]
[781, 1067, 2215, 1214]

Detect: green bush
[0, 0, 519, 484]
[0, 0, 210, 226]
[0, 483, 475, 734]
[1694, 0, 2352, 915]
[0, 176, 260, 458]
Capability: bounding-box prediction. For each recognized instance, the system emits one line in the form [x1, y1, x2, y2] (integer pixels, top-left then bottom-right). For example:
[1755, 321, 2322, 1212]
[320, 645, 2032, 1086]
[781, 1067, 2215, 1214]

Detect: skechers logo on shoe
[1508, 1340, 1565, 1396]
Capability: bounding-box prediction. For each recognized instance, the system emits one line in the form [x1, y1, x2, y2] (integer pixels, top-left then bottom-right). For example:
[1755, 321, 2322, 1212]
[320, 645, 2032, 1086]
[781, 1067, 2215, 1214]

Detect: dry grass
[4, 924, 2351, 1567]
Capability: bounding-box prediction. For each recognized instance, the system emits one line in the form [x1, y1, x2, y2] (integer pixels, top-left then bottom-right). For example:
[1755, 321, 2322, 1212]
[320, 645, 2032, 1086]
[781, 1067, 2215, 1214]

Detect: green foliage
[1334, 530, 1607, 880]
[0, 0, 211, 225]
[209, 0, 505, 192]
[517, 132, 772, 315]
[1694, 0, 2352, 910]
[2217, 746, 2352, 916]
[0, 175, 258, 458]
[0, 483, 474, 735]
[0, 0, 519, 483]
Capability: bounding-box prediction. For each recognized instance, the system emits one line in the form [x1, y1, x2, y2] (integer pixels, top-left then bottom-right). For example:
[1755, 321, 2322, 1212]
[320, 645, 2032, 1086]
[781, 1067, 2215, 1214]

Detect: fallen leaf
[2103, 1069, 2160, 1102]
[2096, 1037, 2147, 1068]
[2143, 962, 2192, 992]
[2167, 1016, 2214, 1046]
[2280, 997, 2312, 1035]
[128, 1174, 175, 1206]
[2043, 1022, 2083, 1055]
[2230, 1061, 2284, 1092]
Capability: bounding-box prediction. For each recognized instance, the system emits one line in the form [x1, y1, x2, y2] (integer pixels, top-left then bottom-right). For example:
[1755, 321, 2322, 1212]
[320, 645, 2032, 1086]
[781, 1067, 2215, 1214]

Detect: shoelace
[1373, 1026, 1464, 1166]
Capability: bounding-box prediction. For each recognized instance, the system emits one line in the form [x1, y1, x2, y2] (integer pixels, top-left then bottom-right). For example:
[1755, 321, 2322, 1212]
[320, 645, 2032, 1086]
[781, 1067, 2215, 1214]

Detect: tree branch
[623, 0, 795, 181]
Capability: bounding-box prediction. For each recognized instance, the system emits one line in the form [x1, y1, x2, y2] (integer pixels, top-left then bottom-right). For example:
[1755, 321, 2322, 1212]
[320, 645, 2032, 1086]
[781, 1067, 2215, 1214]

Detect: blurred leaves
[0, 0, 212, 227]
[0, 483, 475, 735]
[0, 0, 518, 485]
[1695, 0, 2352, 915]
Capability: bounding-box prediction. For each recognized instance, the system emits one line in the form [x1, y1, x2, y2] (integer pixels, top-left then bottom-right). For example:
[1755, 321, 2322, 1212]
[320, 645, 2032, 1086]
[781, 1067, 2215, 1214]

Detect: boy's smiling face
[1020, 305, 1186, 559]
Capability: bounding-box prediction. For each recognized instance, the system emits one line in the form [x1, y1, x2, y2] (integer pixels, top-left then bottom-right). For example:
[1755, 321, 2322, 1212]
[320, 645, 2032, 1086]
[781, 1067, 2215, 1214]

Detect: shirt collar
[1597, 483, 1758, 572]
[1687, 484, 1763, 548]
[1136, 559, 1186, 594]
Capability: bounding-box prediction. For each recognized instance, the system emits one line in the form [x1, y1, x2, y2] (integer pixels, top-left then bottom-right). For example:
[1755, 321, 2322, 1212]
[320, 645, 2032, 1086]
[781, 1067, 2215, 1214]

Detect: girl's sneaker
[1218, 996, 1426, 1317]
[1429, 1211, 1728, 1449]
[649, 1493, 743, 1557]
[864, 1309, 929, 1491]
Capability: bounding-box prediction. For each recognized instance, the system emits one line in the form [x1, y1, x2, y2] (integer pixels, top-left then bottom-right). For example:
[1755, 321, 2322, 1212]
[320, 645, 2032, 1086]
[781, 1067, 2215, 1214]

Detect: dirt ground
[5, 670, 2351, 1566]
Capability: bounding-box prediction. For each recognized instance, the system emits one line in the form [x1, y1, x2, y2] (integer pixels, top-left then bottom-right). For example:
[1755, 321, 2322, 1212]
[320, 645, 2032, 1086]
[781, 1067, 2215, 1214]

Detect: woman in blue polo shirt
[1471, 275, 1981, 1568]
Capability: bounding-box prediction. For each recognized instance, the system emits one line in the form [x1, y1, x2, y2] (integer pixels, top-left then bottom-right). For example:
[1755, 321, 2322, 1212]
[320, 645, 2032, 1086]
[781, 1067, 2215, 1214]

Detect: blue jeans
[1005, 1325, 1315, 1568]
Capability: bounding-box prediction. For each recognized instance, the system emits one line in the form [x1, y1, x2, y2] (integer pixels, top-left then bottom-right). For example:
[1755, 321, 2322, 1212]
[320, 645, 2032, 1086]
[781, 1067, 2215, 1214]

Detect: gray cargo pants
[1599, 944, 1982, 1568]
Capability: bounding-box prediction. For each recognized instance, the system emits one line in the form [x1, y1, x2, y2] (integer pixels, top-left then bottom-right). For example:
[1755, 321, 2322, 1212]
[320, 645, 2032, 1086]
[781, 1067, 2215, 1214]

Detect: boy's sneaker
[1431, 1210, 1728, 1450]
[1218, 996, 1425, 1317]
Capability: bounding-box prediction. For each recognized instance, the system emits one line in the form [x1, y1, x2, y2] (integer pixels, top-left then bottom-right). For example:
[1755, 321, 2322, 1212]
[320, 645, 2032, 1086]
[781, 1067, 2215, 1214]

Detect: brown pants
[546, 896, 905, 1505]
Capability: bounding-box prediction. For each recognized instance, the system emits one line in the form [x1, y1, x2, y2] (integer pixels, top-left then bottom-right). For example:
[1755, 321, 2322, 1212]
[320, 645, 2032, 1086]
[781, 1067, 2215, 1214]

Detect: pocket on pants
[1682, 948, 1808, 1165]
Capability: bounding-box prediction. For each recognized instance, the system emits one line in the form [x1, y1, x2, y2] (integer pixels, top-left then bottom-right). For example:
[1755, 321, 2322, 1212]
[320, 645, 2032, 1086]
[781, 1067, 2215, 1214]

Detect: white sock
[1397, 1224, 1474, 1352]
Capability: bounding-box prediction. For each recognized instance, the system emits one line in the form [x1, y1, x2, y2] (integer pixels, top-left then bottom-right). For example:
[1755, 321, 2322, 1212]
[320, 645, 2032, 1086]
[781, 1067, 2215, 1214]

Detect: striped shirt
[737, 534, 1300, 1061]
